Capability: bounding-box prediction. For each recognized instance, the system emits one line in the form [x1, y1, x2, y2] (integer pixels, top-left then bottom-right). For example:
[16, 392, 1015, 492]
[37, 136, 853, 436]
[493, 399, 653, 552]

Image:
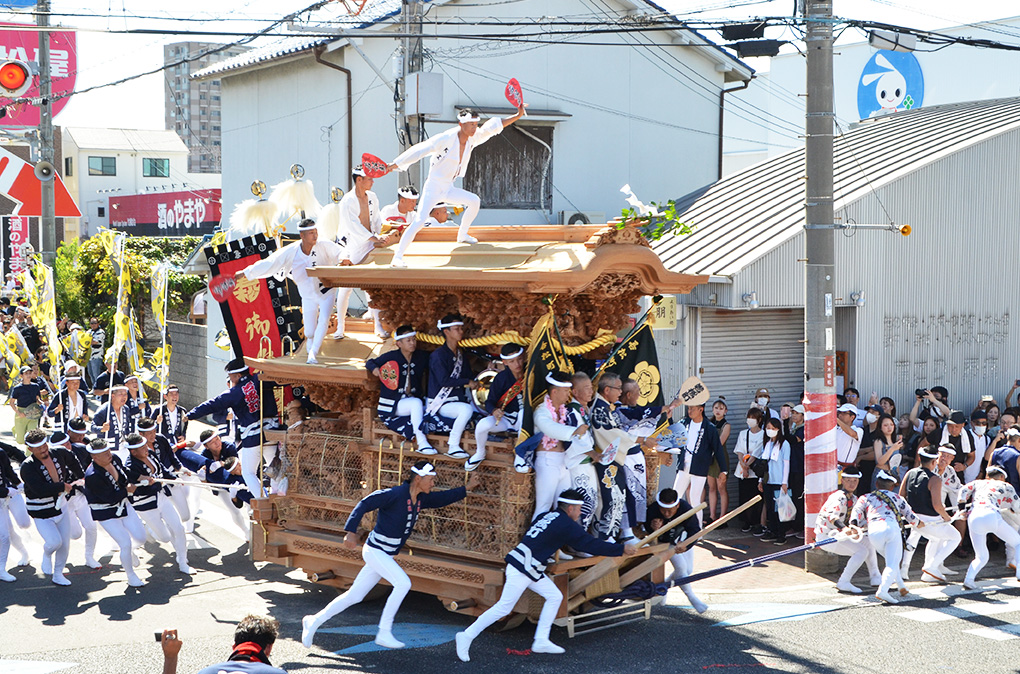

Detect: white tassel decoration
[270, 178, 322, 220]
[317, 202, 342, 243]
[228, 199, 279, 241]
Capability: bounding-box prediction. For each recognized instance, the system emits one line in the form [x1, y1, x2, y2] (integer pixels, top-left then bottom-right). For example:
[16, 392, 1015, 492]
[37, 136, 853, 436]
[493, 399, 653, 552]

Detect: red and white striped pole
[803, 392, 837, 544]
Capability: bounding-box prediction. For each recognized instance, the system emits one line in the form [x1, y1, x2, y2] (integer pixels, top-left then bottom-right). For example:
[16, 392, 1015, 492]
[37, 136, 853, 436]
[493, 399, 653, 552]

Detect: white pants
[168, 484, 192, 524]
[966, 507, 1020, 584]
[464, 565, 561, 643]
[533, 451, 571, 521]
[335, 288, 383, 337]
[9, 490, 30, 529]
[240, 442, 271, 499]
[307, 544, 412, 633]
[902, 513, 961, 574]
[0, 497, 22, 573]
[472, 414, 514, 463]
[672, 471, 707, 526]
[34, 512, 71, 579]
[216, 489, 251, 540]
[301, 287, 339, 358]
[66, 493, 98, 564]
[569, 461, 599, 532]
[432, 401, 474, 451]
[868, 519, 907, 595]
[826, 537, 881, 584]
[394, 397, 429, 448]
[393, 183, 481, 260]
[137, 495, 188, 567]
[667, 548, 704, 608]
[98, 517, 143, 584]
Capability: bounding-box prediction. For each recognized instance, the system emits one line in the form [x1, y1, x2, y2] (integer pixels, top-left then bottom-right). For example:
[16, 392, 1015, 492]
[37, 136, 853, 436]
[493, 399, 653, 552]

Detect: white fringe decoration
[270, 179, 322, 220]
[317, 202, 342, 243]
[228, 199, 279, 241]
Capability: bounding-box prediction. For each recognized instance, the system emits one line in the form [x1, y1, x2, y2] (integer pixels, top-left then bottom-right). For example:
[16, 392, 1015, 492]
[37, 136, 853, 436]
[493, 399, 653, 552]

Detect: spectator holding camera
[910, 387, 951, 430]
[161, 615, 287, 674]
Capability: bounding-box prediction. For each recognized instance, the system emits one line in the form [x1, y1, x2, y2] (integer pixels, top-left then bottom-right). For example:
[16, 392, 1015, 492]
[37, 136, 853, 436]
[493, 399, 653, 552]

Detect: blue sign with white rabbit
[857, 50, 924, 120]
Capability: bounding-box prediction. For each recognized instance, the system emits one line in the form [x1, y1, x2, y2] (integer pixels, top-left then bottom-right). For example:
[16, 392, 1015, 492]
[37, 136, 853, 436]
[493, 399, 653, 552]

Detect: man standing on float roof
[234, 218, 344, 364]
[382, 103, 527, 267]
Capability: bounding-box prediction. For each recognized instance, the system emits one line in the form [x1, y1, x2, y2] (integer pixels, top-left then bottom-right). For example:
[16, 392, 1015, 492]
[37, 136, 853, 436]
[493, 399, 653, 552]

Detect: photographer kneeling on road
[161, 615, 287, 674]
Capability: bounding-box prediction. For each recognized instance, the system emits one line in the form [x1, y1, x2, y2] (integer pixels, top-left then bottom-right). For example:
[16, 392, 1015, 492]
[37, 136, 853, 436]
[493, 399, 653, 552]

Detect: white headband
[987, 465, 1007, 477]
[26, 437, 47, 448]
[501, 347, 525, 361]
[65, 374, 81, 381]
[839, 467, 862, 479]
[1007, 428, 1020, 438]
[876, 469, 898, 482]
[227, 364, 249, 374]
[87, 444, 109, 455]
[297, 220, 318, 232]
[558, 495, 585, 505]
[63, 360, 78, 371]
[127, 437, 147, 450]
[352, 165, 366, 177]
[395, 330, 417, 340]
[437, 319, 464, 330]
[938, 445, 957, 455]
[411, 463, 437, 477]
[918, 447, 939, 459]
[110, 385, 128, 393]
[125, 375, 139, 383]
[656, 495, 681, 509]
[545, 373, 572, 388]
[458, 112, 481, 123]
[397, 187, 419, 199]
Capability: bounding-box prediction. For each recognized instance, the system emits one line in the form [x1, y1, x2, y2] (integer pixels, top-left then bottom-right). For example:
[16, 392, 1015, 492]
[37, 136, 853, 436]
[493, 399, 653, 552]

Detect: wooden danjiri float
[245, 223, 706, 636]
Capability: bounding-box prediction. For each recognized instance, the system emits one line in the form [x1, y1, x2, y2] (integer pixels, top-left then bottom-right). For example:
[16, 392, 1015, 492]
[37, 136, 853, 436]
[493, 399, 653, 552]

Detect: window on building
[97, 206, 106, 218]
[212, 95, 220, 101]
[87, 156, 116, 176]
[200, 124, 207, 131]
[212, 125, 220, 131]
[64, 157, 72, 177]
[142, 158, 170, 178]
[199, 94, 205, 100]
[463, 125, 553, 210]
[212, 111, 220, 118]
[212, 80, 220, 85]
[213, 141, 221, 146]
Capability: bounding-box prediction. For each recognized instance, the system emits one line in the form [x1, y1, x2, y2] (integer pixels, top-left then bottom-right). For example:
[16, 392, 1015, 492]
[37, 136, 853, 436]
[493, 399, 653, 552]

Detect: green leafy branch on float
[614, 185, 694, 241]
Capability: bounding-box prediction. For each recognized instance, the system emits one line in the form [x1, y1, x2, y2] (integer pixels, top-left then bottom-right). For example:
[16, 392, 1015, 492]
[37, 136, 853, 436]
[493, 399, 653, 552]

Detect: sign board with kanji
[0, 23, 76, 127]
[677, 375, 710, 406]
[648, 295, 677, 331]
[2, 214, 30, 277]
[109, 189, 221, 236]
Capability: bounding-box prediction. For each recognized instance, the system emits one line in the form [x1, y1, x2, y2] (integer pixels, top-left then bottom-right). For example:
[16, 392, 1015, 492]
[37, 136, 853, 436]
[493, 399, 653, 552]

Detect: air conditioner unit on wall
[560, 211, 605, 225]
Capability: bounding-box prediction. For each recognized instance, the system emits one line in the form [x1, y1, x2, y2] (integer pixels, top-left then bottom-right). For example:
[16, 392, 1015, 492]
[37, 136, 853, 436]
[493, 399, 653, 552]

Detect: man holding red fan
[378, 86, 527, 267]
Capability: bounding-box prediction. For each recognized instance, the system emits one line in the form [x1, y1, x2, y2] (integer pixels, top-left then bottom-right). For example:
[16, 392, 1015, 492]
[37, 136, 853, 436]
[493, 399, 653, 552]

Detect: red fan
[505, 78, 524, 108]
[361, 153, 389, 178]
[378, 360, 400, 391]
[208, 273, 237, 303]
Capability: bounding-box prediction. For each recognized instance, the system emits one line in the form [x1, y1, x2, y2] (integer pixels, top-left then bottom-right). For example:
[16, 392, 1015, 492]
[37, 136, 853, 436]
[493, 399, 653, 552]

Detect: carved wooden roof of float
[309, 225, 706, 296]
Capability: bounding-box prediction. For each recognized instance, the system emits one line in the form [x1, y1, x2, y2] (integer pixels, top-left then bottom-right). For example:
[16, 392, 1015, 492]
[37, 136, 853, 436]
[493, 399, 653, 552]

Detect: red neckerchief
[227, 642, 272, 665]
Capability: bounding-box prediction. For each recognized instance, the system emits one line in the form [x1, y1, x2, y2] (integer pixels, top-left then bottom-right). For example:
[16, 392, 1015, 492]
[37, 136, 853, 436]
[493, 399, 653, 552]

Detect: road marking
[318, 623, 462, 654]
[897, 597, 1020, 623]
[1, 661, 76, 674]
[963, 625, 1020, 641]
[698, 602, 844, 626]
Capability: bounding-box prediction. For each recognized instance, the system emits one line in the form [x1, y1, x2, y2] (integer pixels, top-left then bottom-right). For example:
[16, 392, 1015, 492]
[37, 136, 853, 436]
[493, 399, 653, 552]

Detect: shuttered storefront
[699, 308, 805, 439]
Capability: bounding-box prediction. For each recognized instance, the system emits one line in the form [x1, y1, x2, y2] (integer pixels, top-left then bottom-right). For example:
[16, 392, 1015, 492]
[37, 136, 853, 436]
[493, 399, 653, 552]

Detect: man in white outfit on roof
[383, 104, 527, 267]
[234, 218, 344, 365]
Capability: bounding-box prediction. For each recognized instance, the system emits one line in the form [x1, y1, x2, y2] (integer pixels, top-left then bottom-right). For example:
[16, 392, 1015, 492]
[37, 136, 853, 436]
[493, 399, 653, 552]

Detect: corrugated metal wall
[836, 127, 1020, 412]
[698, 308, 805, 436]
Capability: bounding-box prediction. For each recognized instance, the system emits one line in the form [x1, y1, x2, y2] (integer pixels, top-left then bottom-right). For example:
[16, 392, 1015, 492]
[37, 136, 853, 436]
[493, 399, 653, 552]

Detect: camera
[915, 389, 927, 398]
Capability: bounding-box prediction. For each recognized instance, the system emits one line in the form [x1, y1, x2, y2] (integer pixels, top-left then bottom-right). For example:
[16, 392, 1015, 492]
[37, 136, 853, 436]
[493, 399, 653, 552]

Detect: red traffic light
[0, 60, 31, 97]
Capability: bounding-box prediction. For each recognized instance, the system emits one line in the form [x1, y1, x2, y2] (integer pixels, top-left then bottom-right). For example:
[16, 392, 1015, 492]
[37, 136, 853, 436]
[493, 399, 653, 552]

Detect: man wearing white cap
[150, 385, 188, 444]
[835, 403, 862, 470]
[850, 469, 923, 603]
[83, 438, 147, 587]
[301, 460, 480, 650]
[124, 433, 191, 575]
[234, 217, 345, 364]
[958, 465, 1020, 588]
[332, 165, 392, 340]
[532, 370, 586, 521]
[815, 466, 881, 593]
[646, 487, 708, 613]
[425, 314, 478, 460]
[468, 343, 525, 472]
[19, 428, 84, 585]
[92, 384, 135, 460]
[380, 185, 419, 224]
[456, 488, 636, 661]
[47, 361, 90, 433]
[383, 104, 528, 267]
[899, 444, 962, 583]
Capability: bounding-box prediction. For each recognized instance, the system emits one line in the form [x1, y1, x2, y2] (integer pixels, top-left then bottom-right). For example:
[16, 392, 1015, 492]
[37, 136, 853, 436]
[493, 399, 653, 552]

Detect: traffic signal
[0, 60, 31, 98]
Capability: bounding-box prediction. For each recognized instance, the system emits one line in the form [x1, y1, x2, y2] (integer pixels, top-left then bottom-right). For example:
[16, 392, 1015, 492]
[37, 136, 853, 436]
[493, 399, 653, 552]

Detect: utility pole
[398, 0, 423, 188]
[38, 0, 56, 264]
[802, 0, 837, 565]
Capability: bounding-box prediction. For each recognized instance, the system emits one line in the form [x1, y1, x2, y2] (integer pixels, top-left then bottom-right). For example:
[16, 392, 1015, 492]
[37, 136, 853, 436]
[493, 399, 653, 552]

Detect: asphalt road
[5, 483, 1020, 674]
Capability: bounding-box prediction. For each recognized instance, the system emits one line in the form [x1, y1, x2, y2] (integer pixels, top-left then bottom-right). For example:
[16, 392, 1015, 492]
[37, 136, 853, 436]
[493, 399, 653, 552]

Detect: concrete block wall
[167, 321, 208, 409]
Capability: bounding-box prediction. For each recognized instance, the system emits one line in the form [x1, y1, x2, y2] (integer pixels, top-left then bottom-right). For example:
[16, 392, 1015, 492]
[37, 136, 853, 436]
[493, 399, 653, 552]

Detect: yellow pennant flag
[33, 261, 61, 369]
[104, 230, 132, 365]
[151, 262, 170, 334]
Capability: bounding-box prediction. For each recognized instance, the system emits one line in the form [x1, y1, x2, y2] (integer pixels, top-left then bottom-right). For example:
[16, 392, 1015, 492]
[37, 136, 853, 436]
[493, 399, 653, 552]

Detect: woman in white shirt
[735, 407, 765, 534]
[760, 417, 791, 545]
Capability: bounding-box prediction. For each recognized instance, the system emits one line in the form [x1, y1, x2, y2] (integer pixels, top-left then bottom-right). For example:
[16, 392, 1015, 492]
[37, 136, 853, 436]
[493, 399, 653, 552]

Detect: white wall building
[191, 0, 753, 398]
[722, 15, 1020, 175]
[62, 127, 221, 238]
